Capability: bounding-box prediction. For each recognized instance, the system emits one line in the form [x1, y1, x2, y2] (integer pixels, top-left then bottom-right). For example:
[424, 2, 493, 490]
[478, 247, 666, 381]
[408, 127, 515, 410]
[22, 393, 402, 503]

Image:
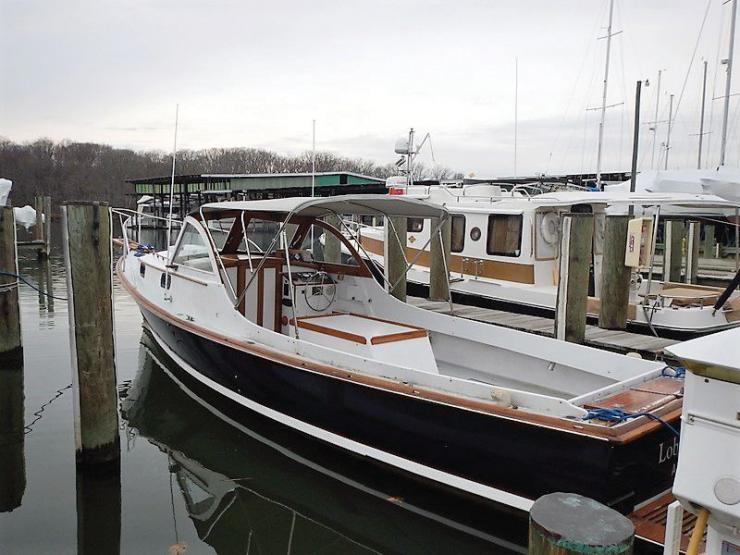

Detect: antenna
[720, 0, 737, 166]
[311, 119, 316, 197]
[166, 103, 179, 255]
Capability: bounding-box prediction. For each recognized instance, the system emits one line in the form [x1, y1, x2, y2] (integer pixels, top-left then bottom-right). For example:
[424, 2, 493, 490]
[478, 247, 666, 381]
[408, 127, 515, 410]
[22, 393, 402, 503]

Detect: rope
[583, 406, 680, 438]
[0, 270, 68, 301]
[24, 383, 73, 435]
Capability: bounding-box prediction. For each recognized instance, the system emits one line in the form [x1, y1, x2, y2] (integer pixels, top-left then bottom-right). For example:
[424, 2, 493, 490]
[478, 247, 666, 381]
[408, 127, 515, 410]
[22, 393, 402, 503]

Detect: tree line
[0, 137, 456, 211]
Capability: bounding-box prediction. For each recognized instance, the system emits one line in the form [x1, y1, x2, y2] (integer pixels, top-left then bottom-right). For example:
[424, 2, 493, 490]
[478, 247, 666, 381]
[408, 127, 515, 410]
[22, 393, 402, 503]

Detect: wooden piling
[323, 214, 342, 264]
[0, 360, 25, 513]
[702, 223, 715, 259]
[528, 492, 634, 555]
[663, 220, 684, 283]
[41, 195, 51, 258]
[385, 216, 407, 302]
[429, 217, 451, 301]
[555, 213, 593, 343]
[0, 207, 22, 358]
[686, 220, 701, 284]
[34, 195, 43, 242]
[62, 202, 120, 466]
[598, 215, 631, 330]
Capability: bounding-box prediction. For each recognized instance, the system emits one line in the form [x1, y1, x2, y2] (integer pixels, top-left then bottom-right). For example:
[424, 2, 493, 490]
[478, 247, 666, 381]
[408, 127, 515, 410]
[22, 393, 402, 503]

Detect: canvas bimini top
[197, 194, 448, 220]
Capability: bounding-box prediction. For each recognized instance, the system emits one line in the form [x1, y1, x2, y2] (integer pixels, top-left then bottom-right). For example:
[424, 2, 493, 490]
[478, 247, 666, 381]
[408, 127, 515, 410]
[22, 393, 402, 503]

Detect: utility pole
[596, 0, 616, 189]
[698, 60, 709, 169]
[720, 0, 738, 166]
[665, 94, 674, 171]
[650, 70, 662, 170]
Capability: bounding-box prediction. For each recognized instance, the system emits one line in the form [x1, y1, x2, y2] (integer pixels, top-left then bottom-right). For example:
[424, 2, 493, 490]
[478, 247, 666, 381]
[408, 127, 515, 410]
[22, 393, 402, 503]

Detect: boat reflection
[122, 329, 527, 555]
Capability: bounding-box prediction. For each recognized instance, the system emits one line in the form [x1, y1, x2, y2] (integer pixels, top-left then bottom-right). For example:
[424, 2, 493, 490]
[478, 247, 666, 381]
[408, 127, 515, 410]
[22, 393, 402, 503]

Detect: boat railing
[111, 208, 183, 255]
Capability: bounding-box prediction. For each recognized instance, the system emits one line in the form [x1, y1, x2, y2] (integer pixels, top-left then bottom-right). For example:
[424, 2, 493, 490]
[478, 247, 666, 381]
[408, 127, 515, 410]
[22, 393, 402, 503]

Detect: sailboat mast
[720, 0, 737, 166]
[514, 57, 518, 178]
[698, 61, 708, 169]
[650, 70, 662, 170]
[665, 94, 674, 170]
[596, 0, 615, 189]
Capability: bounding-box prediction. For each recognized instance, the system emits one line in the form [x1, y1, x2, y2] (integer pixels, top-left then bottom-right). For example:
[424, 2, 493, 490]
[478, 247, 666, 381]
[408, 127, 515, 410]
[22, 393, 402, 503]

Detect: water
[0, 225, 529, 554]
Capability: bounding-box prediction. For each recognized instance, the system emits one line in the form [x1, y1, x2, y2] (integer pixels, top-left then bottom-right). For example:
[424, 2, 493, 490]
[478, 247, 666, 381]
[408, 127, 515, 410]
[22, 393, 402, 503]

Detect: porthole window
[470, 227, 481, 241]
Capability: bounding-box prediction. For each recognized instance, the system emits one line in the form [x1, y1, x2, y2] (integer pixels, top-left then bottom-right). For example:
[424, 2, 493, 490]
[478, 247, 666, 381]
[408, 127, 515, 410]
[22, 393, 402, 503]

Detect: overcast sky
[2, 0, 739, 177]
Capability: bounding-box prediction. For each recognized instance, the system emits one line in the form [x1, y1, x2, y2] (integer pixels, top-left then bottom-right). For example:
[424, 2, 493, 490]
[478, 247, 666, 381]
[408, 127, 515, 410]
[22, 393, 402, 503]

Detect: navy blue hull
[142, 308, 679, 514]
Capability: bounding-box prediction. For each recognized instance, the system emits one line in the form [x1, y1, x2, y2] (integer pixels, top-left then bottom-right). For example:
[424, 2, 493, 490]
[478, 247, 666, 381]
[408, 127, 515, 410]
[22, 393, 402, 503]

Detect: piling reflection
[75, 461, 121, 555]
[0, 358, 25, 513]
[122, 331, 527, 555]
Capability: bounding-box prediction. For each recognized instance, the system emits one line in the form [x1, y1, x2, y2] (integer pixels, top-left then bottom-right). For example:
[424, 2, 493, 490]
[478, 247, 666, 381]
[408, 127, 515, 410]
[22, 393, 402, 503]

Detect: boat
[354, 182, 740, 336]
[115, 195, 684, 522]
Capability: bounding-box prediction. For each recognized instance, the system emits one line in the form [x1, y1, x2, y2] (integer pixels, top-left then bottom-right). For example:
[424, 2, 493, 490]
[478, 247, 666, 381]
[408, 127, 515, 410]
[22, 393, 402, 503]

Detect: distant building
[128, 171, 387, 219]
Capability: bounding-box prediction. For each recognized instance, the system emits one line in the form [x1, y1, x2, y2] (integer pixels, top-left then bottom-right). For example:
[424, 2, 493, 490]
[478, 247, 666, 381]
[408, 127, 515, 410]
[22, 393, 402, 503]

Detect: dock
[408, 297, 678, 359]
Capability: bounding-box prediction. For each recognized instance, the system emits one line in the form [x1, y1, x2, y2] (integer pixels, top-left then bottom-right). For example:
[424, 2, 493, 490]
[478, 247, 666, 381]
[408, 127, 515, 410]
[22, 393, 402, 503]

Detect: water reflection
[0, 359, 25, 513]
[122, 331, 527, 555]
[76, 463, 121, 555]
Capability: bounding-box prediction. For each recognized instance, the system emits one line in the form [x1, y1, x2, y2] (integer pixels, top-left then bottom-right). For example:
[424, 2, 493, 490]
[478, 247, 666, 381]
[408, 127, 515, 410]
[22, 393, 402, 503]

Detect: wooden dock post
[686, 220, 701, 284]
[598, 215, 631, 330]
[702, 223, 715, 259]
[323, 214, 342, 264]
[0, 207, 22, 358]
[555, 213, 593, 343]
[34, 195, 43, 243]
[529, 493, 634, 555]
[663, 220, 684, 283]
[41, 195, 51, 258]
[62, 201, 120, 466]
[429, 217, 451, 301]
[385, 216, 407, 301]
[0, 359, 25, 513]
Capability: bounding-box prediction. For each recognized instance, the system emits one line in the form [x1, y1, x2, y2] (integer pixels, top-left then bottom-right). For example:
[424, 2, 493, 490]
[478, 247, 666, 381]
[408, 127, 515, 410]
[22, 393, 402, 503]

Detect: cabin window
[407, 218, 424, 233]
[470, 227, 481, 241]
[451, 215, 466, 253]
[172, 223, 214, 272]
[486, 215, 522, 257]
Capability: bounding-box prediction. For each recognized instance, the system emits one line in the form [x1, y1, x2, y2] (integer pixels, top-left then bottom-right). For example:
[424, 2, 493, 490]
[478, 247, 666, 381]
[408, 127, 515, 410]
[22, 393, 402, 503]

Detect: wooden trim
[371, 329, 428, 345]
[295, 319, 367, 345]
[118, 258, 679, 445]
[257, 270, 264, 326]
[237, 265, 246, 315]
[274, 268, 282, 333]
[587, 297, 637, 320]
[349, 312, 426, 331]
[360, 235, 535, 285]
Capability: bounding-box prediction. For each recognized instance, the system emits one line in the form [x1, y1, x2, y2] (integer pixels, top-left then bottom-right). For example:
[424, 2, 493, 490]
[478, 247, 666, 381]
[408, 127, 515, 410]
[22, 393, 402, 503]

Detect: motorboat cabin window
[407, 218, 424, 233]
[172, 223, 215, 272]
[486, 214, 522, 257]
[294, 222, 360, 268]
[470, 227, 481, 241]
[451, 214, 466, 253]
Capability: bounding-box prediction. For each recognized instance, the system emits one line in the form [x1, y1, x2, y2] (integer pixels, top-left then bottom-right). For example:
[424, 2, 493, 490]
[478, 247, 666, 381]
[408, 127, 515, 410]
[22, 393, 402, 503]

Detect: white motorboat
[355, 182, 740, 335]
[116, 195, 684, 525]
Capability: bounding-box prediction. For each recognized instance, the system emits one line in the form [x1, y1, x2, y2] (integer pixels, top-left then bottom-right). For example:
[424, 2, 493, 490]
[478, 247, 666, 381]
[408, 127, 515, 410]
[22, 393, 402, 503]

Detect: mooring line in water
[0, 270, 69, 301]
[24, 383, 73, 435]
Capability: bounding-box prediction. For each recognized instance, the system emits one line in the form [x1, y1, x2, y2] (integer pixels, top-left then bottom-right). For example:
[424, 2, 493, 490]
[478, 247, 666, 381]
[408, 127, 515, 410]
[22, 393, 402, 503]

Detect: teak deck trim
[118, 258, 678, 445]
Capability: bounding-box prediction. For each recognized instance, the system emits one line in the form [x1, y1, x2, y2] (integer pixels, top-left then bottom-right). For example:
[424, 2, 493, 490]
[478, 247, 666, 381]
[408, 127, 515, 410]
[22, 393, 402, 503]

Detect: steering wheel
[303, 271, 336, 312]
